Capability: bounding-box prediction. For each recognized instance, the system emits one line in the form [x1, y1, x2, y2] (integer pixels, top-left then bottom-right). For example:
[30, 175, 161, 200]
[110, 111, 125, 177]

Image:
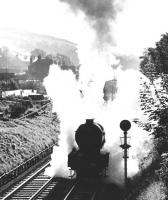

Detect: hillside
[0, 27, 79, 72]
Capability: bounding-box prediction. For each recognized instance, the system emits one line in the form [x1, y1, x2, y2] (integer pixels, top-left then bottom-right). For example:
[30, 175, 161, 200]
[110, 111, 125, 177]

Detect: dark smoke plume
[60, 0, 124, 47]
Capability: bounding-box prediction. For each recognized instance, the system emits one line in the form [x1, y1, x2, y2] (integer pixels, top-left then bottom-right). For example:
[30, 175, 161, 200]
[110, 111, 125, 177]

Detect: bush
[158, 153, 168, 186]
[9, 102, 27, 118]
[0, 80, 19, 91]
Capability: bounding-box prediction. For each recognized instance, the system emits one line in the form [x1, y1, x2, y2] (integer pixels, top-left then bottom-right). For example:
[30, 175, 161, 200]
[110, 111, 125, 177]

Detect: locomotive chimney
[86, 119, 94, 124]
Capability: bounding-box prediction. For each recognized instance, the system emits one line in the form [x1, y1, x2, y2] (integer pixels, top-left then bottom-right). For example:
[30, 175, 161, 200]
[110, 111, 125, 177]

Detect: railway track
[0, 162, 57, 200]
[63, 181, 101, 200]
[0, 166, 122, 200]
[0, 145, 54, 191]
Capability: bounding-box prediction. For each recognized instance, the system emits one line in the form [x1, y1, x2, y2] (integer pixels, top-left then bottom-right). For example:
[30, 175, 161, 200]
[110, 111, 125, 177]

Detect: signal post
[120, 120, 131, 195]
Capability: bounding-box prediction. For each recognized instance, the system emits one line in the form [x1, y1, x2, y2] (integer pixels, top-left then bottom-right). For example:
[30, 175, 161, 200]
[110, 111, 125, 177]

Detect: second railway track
[0, 162, 58, 200]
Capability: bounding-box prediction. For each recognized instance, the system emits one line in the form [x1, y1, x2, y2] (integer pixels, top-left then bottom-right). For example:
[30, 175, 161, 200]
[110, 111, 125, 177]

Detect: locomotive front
[68, 119, 109, 178]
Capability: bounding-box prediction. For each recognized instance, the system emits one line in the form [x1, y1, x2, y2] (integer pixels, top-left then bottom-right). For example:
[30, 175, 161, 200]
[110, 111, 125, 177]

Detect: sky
[0, 0, 168, 57]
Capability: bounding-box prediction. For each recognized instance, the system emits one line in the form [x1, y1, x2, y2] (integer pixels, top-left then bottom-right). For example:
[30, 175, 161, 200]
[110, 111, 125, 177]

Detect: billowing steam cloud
[44, 0, 153, 187]
[44, 64, 152, 185]
[60, 0, 124, 47]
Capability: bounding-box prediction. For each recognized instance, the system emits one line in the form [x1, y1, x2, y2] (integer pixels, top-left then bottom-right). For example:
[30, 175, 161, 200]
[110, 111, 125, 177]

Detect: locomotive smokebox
[75, 119, 105, 154]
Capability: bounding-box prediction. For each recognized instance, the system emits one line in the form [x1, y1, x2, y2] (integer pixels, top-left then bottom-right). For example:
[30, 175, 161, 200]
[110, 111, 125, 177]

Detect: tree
[140, 33, 168, 154]
[139, 34, 168, 192]
[156, 33, 168, 74]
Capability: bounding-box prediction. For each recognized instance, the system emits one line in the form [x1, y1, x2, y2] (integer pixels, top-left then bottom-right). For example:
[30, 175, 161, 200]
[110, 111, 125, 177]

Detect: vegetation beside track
[126, 33, 168, 200]
[0, 101, 60, 176]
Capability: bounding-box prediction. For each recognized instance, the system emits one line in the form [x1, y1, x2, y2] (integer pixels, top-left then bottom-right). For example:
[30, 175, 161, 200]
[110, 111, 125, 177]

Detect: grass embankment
[0, 112, 60, 176]
[127, 151, 167, 200]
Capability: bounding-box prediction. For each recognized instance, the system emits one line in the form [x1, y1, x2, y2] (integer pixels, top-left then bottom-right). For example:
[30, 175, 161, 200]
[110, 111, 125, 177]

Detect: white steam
[42, 0, 154, 186]
[44, 62, 152, 185]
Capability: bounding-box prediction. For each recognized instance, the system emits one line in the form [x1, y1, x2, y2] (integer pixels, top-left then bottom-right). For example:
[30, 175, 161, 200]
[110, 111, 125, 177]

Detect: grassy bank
[0, 113, 60, 175]
[126, 151, 167, 200]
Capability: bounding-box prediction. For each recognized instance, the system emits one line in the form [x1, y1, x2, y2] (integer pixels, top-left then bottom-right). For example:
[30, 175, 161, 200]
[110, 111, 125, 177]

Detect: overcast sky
[0, 0, 168, 56]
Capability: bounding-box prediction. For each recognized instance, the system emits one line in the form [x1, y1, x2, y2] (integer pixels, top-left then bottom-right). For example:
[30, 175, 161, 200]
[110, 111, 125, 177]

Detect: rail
[0, 144, 55, 187]
[1, 162, 53, 200]
[29, 176, 53, 200]
[62, 182, 99, 200]
[63, 182, 78, 200]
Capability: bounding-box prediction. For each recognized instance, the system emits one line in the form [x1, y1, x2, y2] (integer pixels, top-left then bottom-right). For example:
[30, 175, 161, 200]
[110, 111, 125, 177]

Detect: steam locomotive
[68, 119, 109, 179]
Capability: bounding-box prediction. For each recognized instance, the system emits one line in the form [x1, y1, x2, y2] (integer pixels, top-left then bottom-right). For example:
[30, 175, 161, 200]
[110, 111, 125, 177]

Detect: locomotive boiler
[68, 119, 109, 178]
